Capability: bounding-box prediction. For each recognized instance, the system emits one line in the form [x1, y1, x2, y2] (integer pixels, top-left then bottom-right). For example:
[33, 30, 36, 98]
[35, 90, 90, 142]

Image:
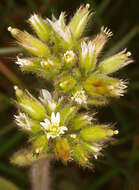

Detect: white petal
[94, 154, 98, 159]
[55, 112, 60, 124]
[48, 100, 57, 111]
[41, 89, 52, 101]
[40, 119, 51, 130]
[51, 112, 56, 123]
[46, 133, 51, 139]
[61, 126, 68, 131]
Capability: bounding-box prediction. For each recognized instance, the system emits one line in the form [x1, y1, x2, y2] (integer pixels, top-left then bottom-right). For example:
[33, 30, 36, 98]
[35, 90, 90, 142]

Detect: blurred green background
[0, 0, 139, 189]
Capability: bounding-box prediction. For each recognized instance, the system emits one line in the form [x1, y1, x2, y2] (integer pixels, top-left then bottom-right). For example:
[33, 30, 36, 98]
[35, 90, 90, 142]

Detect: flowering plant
[9, 4, 132, 167]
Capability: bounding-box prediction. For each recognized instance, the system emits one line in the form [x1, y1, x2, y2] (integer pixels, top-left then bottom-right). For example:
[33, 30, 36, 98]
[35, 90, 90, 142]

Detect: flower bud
[55, 138, 71, 162]
[92, 26, 113, 57]
[14, 86, 46, 120]
[80, 125, 118, 141]
[69, 4, 92, 39]
[63, 50, 77, 68]
[72, 145, 89, 165]
[29, 14, 50, 42]
[8, 27, 51, 57]
[60, 104, 77, 125]
[70, 113, 92, 130]
[57, 75, 76, 92]
[32, 135, 48, 154]
[40, 57, 60, 77]
[79, 41, 96, 73]
[72, 68, 81, 81]
[84, 74, 127, 97]
[98, 49, 133, 74]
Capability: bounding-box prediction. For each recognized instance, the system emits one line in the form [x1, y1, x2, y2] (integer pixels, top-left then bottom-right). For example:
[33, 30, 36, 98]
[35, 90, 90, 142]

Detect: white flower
[81, 41, 95, 60]
[14, 112, 31, 130]
[39, 89, 57, 111]
[71, 89, 87, 104]
[64, 50, 76, 63]
[40, 112, 67, 139]
[47, 12, 72, 43]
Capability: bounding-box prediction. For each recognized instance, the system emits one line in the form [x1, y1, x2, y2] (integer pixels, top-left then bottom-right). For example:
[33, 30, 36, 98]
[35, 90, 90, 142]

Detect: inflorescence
[8, 4, 133, 167]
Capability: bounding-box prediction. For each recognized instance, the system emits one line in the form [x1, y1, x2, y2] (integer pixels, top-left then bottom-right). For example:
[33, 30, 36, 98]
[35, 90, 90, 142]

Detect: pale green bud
[79, 41, 96, 73]
[92, 26, 113, 57]
[72, 145, 89, 165]
[98, 49, 133, 74]
[72, 68, 81, 81]
[32, 134, 48, 154]
[54, 138, 71, 162]
[60, 104, 77, 125]
[80, 125, 118, 141]
[69, 4, 92, 39]
[8, 27, 51, 57]
[14, 86, 46, 120]
[57, 75, 76, 92]
[70, 113, 92, 130]
[40, 57, 60, 76]
[84, 74, 127, 97]
[63, 50, 77, 68]
[29, 14, 50, 42]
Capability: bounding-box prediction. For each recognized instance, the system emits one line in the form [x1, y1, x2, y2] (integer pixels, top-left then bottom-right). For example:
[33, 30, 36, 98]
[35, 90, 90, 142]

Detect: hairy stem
[30, 158, 50, 190]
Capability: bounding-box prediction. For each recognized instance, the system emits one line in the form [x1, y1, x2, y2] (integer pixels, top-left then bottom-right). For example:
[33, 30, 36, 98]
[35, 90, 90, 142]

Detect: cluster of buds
[9, 4, 132, 167]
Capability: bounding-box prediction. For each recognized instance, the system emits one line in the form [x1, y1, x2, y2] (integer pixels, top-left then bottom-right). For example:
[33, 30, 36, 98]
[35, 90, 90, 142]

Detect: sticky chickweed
[9, 4, 133, 167]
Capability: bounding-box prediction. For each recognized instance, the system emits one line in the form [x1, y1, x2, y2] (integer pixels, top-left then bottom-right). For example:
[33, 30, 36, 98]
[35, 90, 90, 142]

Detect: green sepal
[32, 134, 48, 154]
[72, 144, 90, 166]
[29, 14, 50, 42]
[8, 27, 51, 57]
[60, 104, 77, 125]
[70, 113, 92, 130]
[69, 4, 92, 39]
[56, 75, 76, 93]
[98, 49, 132, 74]
[15, 86, 46, 120]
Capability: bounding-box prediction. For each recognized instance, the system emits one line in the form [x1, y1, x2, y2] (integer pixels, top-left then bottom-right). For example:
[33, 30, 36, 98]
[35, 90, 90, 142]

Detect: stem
[0, 47, 23, 55]
[30, 158, 51, 190]
[0, 61, 23, 86]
